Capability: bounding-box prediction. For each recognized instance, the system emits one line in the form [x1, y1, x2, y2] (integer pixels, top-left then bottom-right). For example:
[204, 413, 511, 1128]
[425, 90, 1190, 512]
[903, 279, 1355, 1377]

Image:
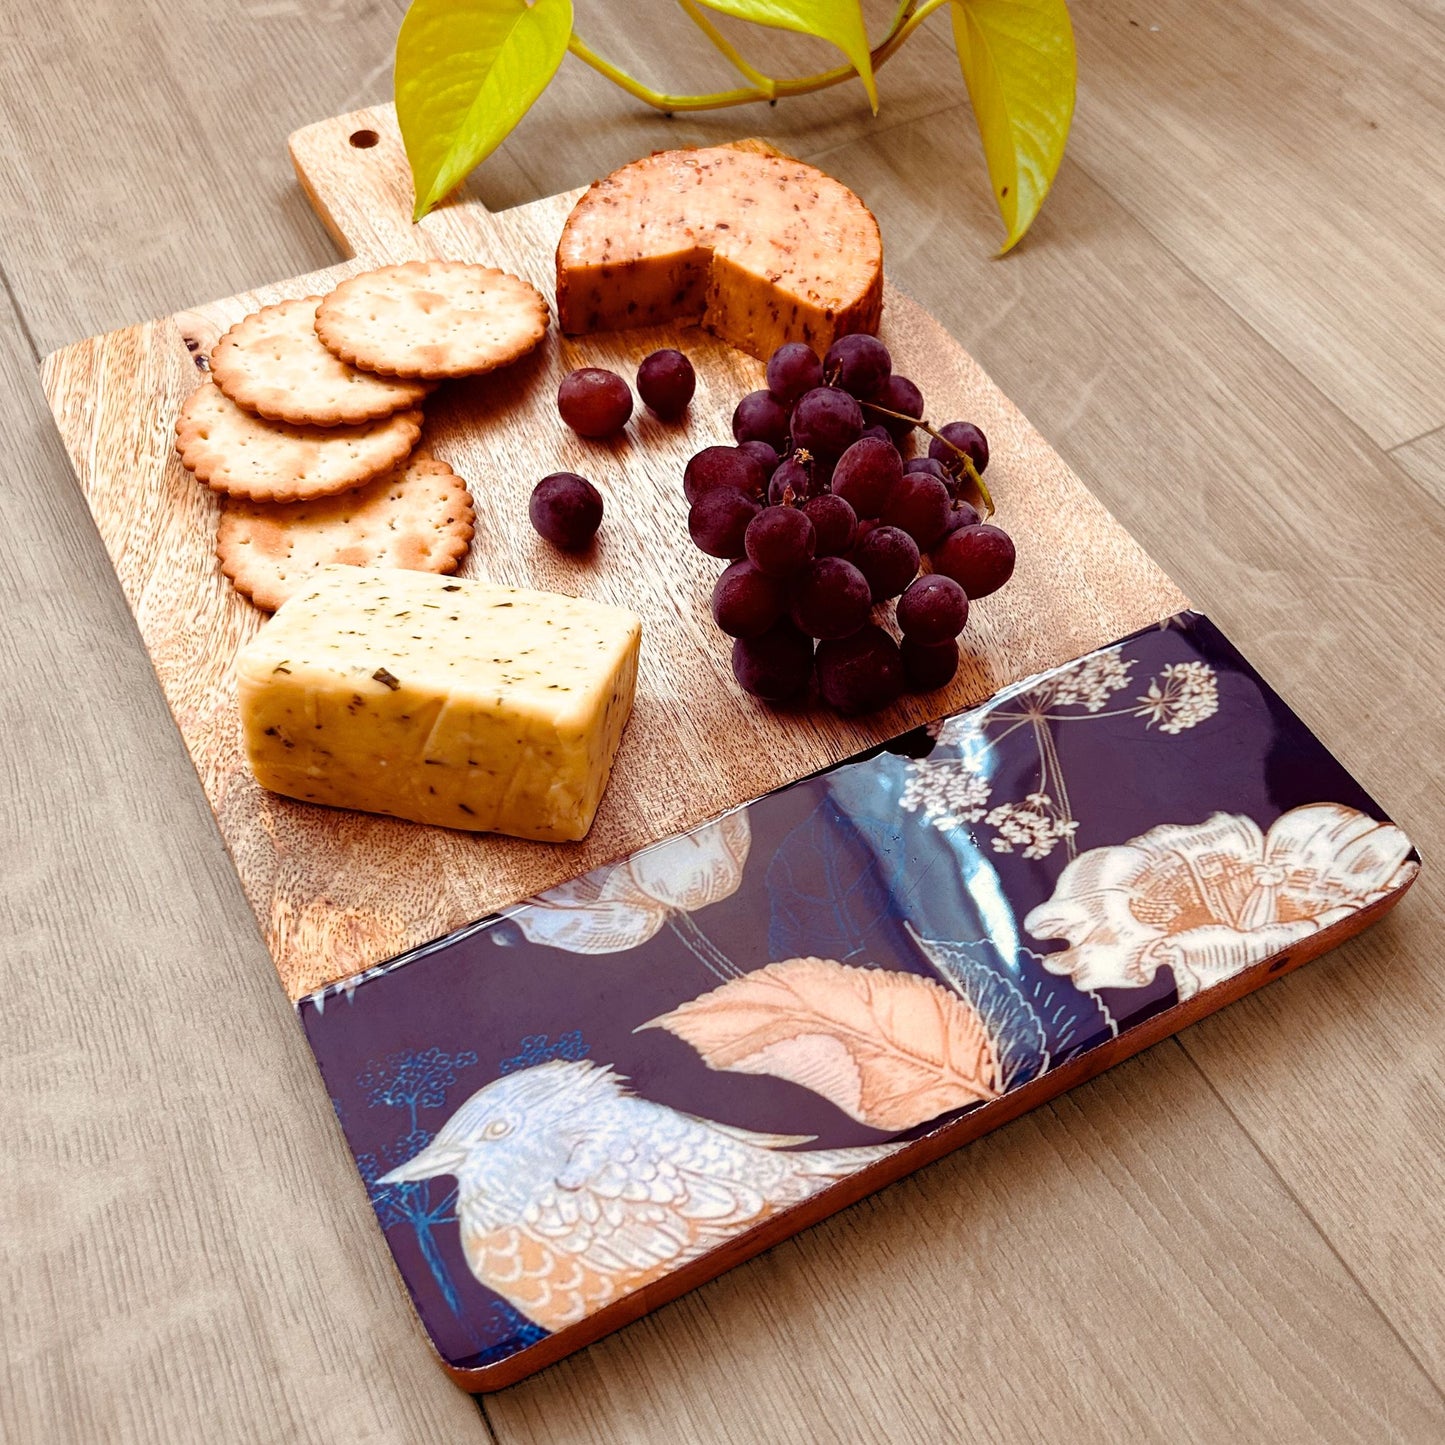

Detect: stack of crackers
[175, 260, 550, 611]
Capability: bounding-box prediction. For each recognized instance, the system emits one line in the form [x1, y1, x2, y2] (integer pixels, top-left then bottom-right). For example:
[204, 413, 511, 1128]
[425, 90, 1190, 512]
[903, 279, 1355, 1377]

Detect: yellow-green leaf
[950, 0, 1076, 252]
[697, 0, 877, 110]
[396, 0, 573, 221]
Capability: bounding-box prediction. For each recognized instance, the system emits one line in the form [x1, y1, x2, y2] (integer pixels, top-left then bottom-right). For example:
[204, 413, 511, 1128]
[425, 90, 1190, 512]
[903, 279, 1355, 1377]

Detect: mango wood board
[39, 105, 1186, 1000]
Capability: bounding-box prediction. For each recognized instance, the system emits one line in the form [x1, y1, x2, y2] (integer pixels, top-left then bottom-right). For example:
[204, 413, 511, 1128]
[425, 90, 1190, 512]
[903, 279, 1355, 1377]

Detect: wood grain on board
[41, 105, 1186, 1001]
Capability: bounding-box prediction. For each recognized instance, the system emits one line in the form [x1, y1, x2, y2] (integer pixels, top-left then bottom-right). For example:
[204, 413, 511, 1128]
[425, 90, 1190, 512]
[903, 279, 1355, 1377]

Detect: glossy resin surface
[300, 613, 1417, 1386]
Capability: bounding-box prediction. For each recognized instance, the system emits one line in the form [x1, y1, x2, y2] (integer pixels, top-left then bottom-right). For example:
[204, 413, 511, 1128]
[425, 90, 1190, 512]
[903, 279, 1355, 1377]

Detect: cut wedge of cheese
[236, 566, 641, 841]
[555, 146, 884, 361]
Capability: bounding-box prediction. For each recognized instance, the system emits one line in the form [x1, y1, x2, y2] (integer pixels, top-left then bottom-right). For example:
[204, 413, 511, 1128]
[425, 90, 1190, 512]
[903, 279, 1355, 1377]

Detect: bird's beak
[376, 1141, 466, 1185]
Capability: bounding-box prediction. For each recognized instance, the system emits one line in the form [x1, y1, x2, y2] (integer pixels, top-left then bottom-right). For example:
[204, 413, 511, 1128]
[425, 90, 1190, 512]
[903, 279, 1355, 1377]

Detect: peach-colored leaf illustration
[643, 957, 1002, 1130]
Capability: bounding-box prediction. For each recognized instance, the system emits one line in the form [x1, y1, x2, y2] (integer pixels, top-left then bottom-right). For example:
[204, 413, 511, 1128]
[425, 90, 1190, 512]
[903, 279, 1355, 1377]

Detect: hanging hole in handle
[349, 129, 380, 149]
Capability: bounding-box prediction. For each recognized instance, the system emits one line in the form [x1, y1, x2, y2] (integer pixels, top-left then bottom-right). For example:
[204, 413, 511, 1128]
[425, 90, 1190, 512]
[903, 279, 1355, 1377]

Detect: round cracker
[314, 261, 549, 379]
[175, 379, 423, 502]
[210, 295, 431, 426]
[216, 454, 474, 612]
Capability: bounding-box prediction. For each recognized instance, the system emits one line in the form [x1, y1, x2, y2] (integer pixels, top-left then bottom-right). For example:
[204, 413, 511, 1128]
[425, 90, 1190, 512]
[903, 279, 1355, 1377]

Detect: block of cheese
[555, 146, 884, 361]
[236, 566, 642, 842]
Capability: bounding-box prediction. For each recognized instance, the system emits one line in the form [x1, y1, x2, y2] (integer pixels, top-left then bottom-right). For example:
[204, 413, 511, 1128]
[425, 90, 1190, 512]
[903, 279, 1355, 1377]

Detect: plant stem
[676, 0, 776, 97]
[566, 0, 948, 115]
[860, 402, 997, 516]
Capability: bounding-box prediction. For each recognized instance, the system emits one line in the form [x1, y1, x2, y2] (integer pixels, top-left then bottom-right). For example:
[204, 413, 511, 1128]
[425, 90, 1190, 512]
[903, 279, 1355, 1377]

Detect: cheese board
[39, 104, 1418, 1392]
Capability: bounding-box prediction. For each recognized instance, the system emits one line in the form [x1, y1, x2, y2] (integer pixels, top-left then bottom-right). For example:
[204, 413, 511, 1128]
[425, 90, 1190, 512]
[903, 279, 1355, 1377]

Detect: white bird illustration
[378, 1058, 900, 1331]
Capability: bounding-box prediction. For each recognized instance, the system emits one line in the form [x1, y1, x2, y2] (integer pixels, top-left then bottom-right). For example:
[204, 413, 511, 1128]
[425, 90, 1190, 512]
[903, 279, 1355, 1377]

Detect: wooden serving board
[40, 104, 1182, 1002]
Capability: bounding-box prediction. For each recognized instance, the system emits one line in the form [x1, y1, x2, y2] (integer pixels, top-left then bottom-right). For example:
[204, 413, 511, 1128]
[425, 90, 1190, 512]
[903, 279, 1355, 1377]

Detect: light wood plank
[1066, 0, 1445, 448]
[1394, 426, 1445, 506]
[489, 1047, 1445, 1443]
[0, 286, 485, 1441]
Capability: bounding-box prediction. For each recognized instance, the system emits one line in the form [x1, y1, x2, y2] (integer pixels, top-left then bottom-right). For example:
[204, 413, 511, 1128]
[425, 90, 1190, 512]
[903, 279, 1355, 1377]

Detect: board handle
[289, 103, 505, 266]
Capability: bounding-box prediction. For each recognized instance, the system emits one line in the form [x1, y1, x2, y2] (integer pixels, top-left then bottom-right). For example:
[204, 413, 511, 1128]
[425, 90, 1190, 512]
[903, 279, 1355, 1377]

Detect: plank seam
[0, 263, 41, 365]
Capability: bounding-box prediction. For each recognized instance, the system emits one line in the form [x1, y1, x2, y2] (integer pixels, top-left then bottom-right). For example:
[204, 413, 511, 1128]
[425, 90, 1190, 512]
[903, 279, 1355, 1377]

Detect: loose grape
[529, 472, 603, 550]
[932, 523, 1015, 597]
[831, 436, 903, 519]
[732, 622, 815, 701]
[851, 524, 920, 602]
[712, 559, 786, 638]
[745, 505, 815, 577]
[733, 389, 791, 451]
[789, 556, 872, 639]
[876, 375, 925, 442]
[938, 498, 982, 539]
[816, 625, 905, 715]
[636, 349, 695, 419]
[684, 445, 763, 505]
[688, 488, 760, 558]
[824, 333, 891, 399]
[881, 471, 951, 549]
[791, 386, 863, 460]
[557, 367, 633, 438]
[766, 342, 824, 405]
[904, 456, 949, 481]
[901, 636, 960, 692]
[768, 456, 815, 506]
[929, 420, 990, 475]
[803, 493, 858, 557]
[737, 439, 781, 476]
[896, 573, 969, 643]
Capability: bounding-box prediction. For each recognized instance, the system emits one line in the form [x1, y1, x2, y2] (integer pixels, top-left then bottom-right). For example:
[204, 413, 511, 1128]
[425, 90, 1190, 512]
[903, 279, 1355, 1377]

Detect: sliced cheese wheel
[555, 146, 884, 361]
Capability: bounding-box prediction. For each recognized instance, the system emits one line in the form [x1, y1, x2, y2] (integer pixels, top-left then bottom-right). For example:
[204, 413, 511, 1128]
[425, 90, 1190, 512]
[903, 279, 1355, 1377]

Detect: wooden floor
[3, 2, 1443, 1440]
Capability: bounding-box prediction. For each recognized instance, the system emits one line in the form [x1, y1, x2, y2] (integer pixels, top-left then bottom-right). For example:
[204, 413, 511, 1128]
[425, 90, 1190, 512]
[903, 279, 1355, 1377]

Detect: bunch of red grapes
[685, 334, 1016, 715]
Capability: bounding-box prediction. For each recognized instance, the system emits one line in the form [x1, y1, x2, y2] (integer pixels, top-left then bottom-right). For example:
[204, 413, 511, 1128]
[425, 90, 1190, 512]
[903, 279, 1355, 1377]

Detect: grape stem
[860, 402, 997, 516]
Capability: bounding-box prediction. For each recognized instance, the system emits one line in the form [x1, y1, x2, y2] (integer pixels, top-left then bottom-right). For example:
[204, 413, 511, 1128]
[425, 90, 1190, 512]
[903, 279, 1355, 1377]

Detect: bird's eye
[482, 1118, 512, 1140]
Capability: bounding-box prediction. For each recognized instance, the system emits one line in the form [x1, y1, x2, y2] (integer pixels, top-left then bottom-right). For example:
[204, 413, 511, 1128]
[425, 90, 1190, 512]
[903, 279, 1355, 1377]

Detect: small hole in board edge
[349, 129, 380, 149]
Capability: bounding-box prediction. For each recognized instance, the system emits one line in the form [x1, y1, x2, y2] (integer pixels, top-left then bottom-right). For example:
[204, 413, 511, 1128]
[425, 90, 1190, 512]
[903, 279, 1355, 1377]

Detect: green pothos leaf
[697, 0, 878, 110]
[396, 0, 574, 221]
[950, 0, 1076, 252]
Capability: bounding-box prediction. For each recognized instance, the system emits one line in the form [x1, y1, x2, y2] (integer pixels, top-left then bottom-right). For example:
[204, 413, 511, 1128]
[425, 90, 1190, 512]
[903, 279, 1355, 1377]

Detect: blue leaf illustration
[767, 799, 901, 963]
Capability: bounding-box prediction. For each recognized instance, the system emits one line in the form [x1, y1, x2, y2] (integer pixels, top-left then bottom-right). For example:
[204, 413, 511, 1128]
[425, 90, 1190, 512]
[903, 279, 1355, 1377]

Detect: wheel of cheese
[555, 146, 884, 362]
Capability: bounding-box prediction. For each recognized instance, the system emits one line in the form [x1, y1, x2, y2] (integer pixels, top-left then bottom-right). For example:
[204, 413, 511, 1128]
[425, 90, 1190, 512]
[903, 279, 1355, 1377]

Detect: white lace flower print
[985, 792, 1079, 860]
[1040, 650, 1134, 712]
[510, 812, 751, 954]
[1024, 803, 1416, 1000]
[900, 759, 992, 828]
[1134, 661, 1219, 734]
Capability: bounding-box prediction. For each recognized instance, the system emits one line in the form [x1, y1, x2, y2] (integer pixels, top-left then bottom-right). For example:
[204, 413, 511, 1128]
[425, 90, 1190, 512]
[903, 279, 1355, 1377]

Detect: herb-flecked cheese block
[555, 147, 884, 361]
[235, 567, 642, 842]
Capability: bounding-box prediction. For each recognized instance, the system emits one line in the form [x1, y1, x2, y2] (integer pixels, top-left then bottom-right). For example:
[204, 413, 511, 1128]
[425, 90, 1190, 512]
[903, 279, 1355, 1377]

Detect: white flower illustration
[511, 811, 751, 954]
[900, 759, 992, 828]
[985, 792, 1078, 860]
[1134, 661, 1219, 734]
[1024, 804, 1416, 1000]
[1041, 649, 1134, 712]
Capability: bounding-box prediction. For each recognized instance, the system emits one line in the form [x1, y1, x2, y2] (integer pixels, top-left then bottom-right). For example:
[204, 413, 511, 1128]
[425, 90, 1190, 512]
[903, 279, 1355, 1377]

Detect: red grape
[860, 423, 895, 446]
[529, 472, 603, 550]
[875, 375, 924, 442]
[765, 342, 823, 405]
[904, 456, 949, 481]
[636, 349, 695, 419]
[789, 556, 872, 639]
[881, 471, 950, 549]
[557, 367, 632, 438]
[938, 498, 982, 538]
[684, 445, 763, 504]
[733, 389, 791, 451]
[768, 456, 816, 506]
[816, 625, 905, 715]
[803, 493, 857, 557]
[896, 574, 969, 643]
[901, 637, 960, 691]
[929, 420, 989, 475]
[689, 488, 759, 558]
[745, 505, 815, 577]
[737, 439, 781, 476]
[932, 523, 1015, 597]
[824, 333, 891, 399]
[732, 623, 814, 701]
[791, 386, 863, 460]
[831, 436, 902, 519]
[852, 524, 920, 601]
[712, 559, 786, 637]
